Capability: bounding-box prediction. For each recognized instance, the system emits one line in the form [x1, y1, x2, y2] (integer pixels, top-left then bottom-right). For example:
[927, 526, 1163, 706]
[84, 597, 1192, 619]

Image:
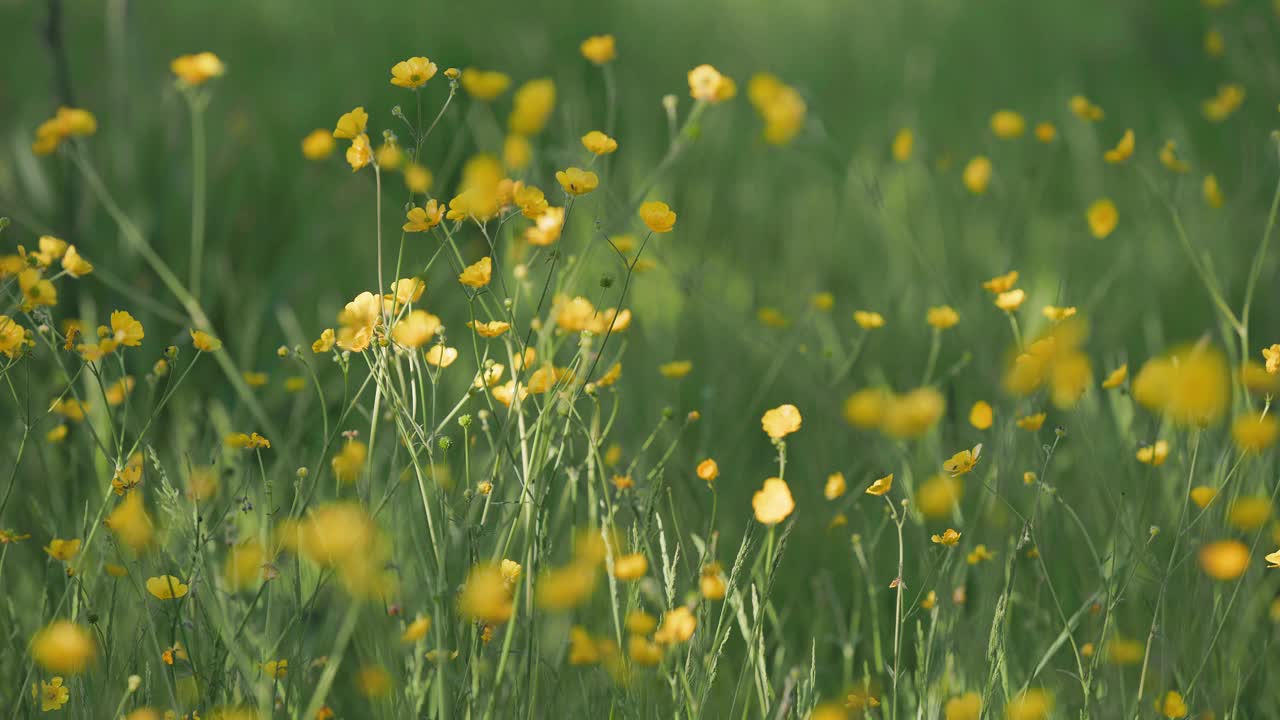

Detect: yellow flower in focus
[458, 257, 493, 288]
[312, 328, 335, 353]
[301, 129, 335, 160]
[390, 56, 438, 88]
[146, 575, 189, 600]
[403, 200, 445, 232]
[31, 621, 95, 674]
[989, 110, 1025, 139]
[853, 310, 885, 329]
[190, 329, 222, 352]
[962, 156, 992, 194]
[927, 306, 959, 329]
[1203, 173, 1224, 208]
[639, 201, 677, 233]
[1200, 539, 1250, 580]
[346, 133, 372, 172]
[891, 128, 914, 162]
[654, 606, 696, 644]
[1087, 198, 1118, 239]
[40, 677, 70, 711]
[697, 458, 720, 483]
[865, 473, 893, 496]
[761, 404, 802, 439]
[332, 107, 368, 140]
[580, 35, 617, 65]
[943, 445, 981, 477]
[1262, 344, 1280, 374]
[171, 52, 225, 85]
[582, 131, 618, 155]
[461, 69, 511, 101]
[969, 401, 994, 429]
[555, 167, 599, 195]
[1103, 129, 1134, 163]
[752, 477, 795, 525]
[931, 528, 961, 546]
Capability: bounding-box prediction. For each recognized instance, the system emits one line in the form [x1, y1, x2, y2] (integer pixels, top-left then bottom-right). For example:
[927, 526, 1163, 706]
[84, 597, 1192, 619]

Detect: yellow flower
[962, 156, 992, 194]
[995, 288, 1026, 312]
[654, 606, 697, 644]
[31, 106, 97, 155]
[357, 666, 392, 698]
[1191, 485, 1217, 509]
[982, 270, 1019, 294]
[1266, 549, 1280, 569]
[336, 291, 381, 352]
[1202, 83, 1245, 122]
[1203, 173, 1224, 208]
[1205, 26, 1225, 57]
[31, 621, 95, 674]
[44, 538, 81, 561]
[190, 329, 222, 352]
[461, 68, 511, 101]
[60, 245, 93, 277]
[508, 78, 556, 136]
[581, 130, 618, 155]
[392, 310, 441, 349]
[700, 564, 727, 600]
[865, 473, 893, 496]
[891, 128, 914, 162]
[1006, 688, 1052, 720]
[931, 528, 961, 546]
[761, 404, 802, 439]
[1016, 412, 1046, 431]
[921, 591, 938, 610]
[927, 305, 959, 329]
[1104, 129, 1135, 163]
[346, 133, 372, 172]
[312, 328, 335, 354]
[105, 491, 154, 550]
[881, 387, 946, 439]
[1069, 96, 1101, 121]
[1232, 412, 1279, 452]
[390, 56, 437, 88]
[989, 110, 1025, 139]
[146, 575, 189, 600]
[332, 107, 368, 140]
[171, 52, 225, 85]
[1200, 539, 1250, 580]
[697, 458, 719, 483]
[468, 320, 511, 338]
[1265, 344, 1280, 374]
[639, 201, 677, 233]
[1102, 364, 1128, 389]
[1087, 198, 1118, 239]
[688, 64, 729, 102]
[943, 445, 981, 477]
[1132, 345, 1230, 426]
[555, 167, 599, 195]
[1034, 122, 1057, 143]
[1227, 496, 1271, 531]
[1042, 305, 1077, 321]
[659, 360, 693, 378]
[301, 129, 335, 160]
[969, 401, 994, 429]
[816, 472, 846, 499]
[1136, 440, 1170, 466]
[966, 544, 994, 565]
[18, 269, 56, 310]
[1159, 140, 1189, 173]
[425, 345, 458, 367]
[0, 315, 28, 359]
[459, 564, 514, 624]
[917, 474, 962, 518]
[404, 163, 434, 193]
[611, 553, 648, 581]
[401, 614, 432, 643]
[854, 310, 885, 329]
[580, 34, 617, 64]
[535, 560, 599, 610]
[752, 477, 795, 525]
[41, 676, 70, 711]
[331, 439, 369, 484]
[458, 256, 493, 288]
[262, 659, 288, 679]
[1157, 690, 1189, 719]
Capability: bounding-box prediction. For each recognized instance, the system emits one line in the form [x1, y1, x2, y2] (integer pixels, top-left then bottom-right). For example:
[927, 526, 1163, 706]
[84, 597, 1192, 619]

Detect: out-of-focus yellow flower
[892, 128, 913, 162]
[1233, 412, 1279, 453]
[1034, 122, 1057, 143]
[302, 129, 335, 160]
[1133, 345, 1230, 426]
[1042, 305, 1077, 322]
[31, 106, 97, 155]
[917, 474, 962, 518]
[1157, 690, 1189, 719]
[700, 563, 727, 600]
[1228, 496, 1272, 531]
[1087, 199, 1118, 239]
[1159, 140, 1189, 173]
[927, 305, 959, 329]
[171, 52, 225, 85]
[105, 491, 154, 550]
[995, 289, 1026, 312]
[865, 473, 893, 496]
[854, 310, 884, 329]
[654, 606, 696, 644]
[969, 401, 993, 429]
[843, 388, 888, 428]
[459, 564, 514, 624]
[697, 458, 720, 483]
[752, 477, 795, 525]
[580, 34, 617, 65]
[1102, 364, 1128, 389]
[461, 68, 511, 100]
[190, 329, 222, 352]
[688, 64, 732, 102]
[1203, 173, 1224, 208]
[1016, 413, 1046, 431]
[1191, 485, 1217, 509]
[989, 110, 1025, 139]
[1200, 539, 1250, 580]
[1006, 688, 1052, 720]
[1202, 83, 1245, 122]
[1069, 95, 1104, 121]
[1136, 440, 1170, 466]
[508, 78, 556, 135]
[1265, 344, 1280, 374]
[882, 387, 946, 439]
[943, 691, 980, 720]
[331, 439, 368, 484]
[1104, 129, 1134, 163]
[611, 553, 648, 581]
[31, 621, 95, 674]
[404, 163, 434, 193]
[962, 156, 992, 194]
[390, 56, 437, 88]
[982, 270, 1018, 294]
[44, 538, 80, 561]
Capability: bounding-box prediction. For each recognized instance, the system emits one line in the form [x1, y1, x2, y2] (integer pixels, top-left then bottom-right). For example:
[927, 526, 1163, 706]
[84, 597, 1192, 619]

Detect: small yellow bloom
[580, 34, 617, 65]
[688, 64, 730, 102]
[752, 477, 795, 525]
[404, 163, 434, 193]
[995, 288, 1026, 312]
[700, 564, 727, 600]
[989, 110, 1025, 139]
[44, 538, 81, 561]
[1042, 305, 1077, 322]
[982, 270, 1018, 294]
[1157, 690, 1189, 719]
[41, 677, 70, 711]
[854, 310, 885, 329]
[390, 56, 438, 88]
[1266, 549, 1280, 569]
[697, 458, 720, 483]
[969, 401, 994, 430]
[346, 133, 372, 172]
[654, 606, 697, 644]
[1069, 95, 1104, 121]
[1159, 140, 1189, 173]
[943, 445, 981, 476]
[659, 360, 692, 379]
[931, 528, 961, 546]
[332, 107, 368, 140]
[1087, 198, 1118, 239]
[425, 345, 458, 367]
[966, 544, 994, 565]
[190, 329, 222, 352]
[31, 621, 95, 674]
[865, 473, 893, 496]
[145, 575, 189, 600]
[508, 78, 556, 135]
[761, 404, 802, 439]
[639, 201, 677, 233]
[1190, 485, 1217, 509]
[1104, 129, 1135, 163]
[302, 129, 335, 160]
[1102, 364, 1128, 388]
[468, 320, 510, 338]
[1200, 539, 1250, 580]
[555, 167, 599, 195]
[1016, 413, 1046, 431]
[461, 69, 511, 101]
[458, 256, 493, 288]
[581, 131, 618, 155]
[824, 472, 848, 499]
[927, 305, 960, 330]
[1203, 173, 1224, 208]
[171, 52, 225, 85]
[962, 156, 992, 195]
[1034, 122, 1057, 143]
[1265, 344, 1280, 374]
[1136, 440, 1170, 466]
[262, 659, 288, 679]
[891, 128, 913, 162]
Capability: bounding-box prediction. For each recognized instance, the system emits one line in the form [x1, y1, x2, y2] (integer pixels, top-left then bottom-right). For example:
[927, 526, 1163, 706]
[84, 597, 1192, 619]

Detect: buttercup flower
[580, 34, 617, 64]
[962, 156, 992, 194]
[1087, 199, 1118, 239]
[639, 201, 677, 233]
[332, 107, 368, 140]
[1104, 129, 1134, 163]
[581, 131, 618, 155]
[865, 473, 893, 496]
[146, 575, 189, 600]
[302, 129, 335, 159]
[390, 56, 438, 88]
[555, 167, 599, 195]
[761, 404, 802, 438]
[171, 52, 225, 85]
[752, 477, 795, 525]
[458, 257, 493, 288]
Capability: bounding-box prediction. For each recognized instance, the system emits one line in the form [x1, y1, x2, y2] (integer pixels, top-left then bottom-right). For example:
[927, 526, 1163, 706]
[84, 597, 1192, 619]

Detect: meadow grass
[2, 1, 1280, 718]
